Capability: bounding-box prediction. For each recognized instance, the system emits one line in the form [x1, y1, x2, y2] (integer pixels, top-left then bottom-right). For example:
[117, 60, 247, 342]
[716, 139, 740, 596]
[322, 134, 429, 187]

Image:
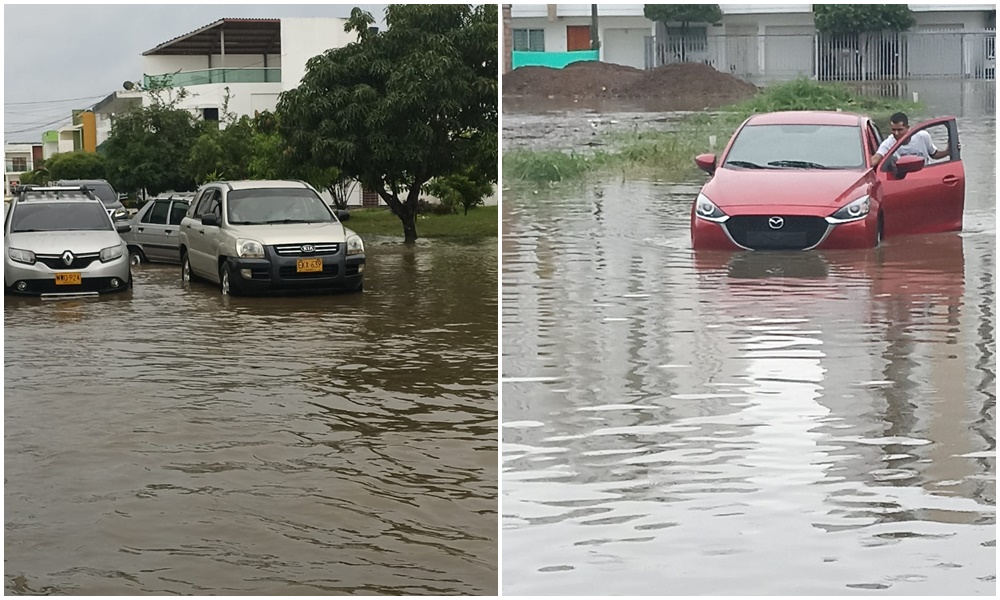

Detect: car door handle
[137, 227, 144, 232]
[942, 175, 959, 186]
[164, 229, 173, 234]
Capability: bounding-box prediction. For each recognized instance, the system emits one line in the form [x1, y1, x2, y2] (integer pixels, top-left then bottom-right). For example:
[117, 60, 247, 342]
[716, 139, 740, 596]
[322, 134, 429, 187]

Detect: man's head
[889, 112, 910, 141]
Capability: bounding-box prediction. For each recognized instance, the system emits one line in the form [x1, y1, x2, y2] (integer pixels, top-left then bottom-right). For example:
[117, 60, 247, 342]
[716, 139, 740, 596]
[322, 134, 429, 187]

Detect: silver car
[121, 193, 193, 265]
[4, 187, 132, 296]
[178, 180, 365, 295]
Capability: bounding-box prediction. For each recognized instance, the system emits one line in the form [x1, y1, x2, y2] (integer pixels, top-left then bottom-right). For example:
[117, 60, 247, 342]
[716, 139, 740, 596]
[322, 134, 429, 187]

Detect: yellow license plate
[297, 258, 323, 273]
[55, 272, 82, 285]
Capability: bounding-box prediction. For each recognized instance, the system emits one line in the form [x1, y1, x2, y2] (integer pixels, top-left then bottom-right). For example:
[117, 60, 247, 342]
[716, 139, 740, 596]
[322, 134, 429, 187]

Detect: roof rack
[18, 186, 97, 200]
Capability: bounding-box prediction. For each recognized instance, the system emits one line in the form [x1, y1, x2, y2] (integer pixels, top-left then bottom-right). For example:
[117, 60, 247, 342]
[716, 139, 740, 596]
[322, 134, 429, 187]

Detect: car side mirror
[894, 155, 925, 179]
[116, 222, 131, 233]
[695, 153, 717, 175]
[201, 214, 219, 226]
[337, 209, 350, 222]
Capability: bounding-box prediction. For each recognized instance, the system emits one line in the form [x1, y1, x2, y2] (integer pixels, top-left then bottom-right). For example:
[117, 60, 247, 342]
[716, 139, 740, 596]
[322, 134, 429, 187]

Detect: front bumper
[225, 246, 365, 293]
[692, 213, 876, 251]
[4, 255, 131, 295]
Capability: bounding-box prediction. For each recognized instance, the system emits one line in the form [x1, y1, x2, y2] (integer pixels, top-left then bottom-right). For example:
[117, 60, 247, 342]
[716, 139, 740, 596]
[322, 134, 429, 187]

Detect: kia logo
[301, 244, 315, 253]
[768, 217, 784, 230]
[61, 251, 74, 266]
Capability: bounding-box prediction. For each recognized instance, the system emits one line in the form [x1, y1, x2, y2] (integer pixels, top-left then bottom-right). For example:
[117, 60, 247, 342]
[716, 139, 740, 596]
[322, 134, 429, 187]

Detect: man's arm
[870, 151, 884, 166]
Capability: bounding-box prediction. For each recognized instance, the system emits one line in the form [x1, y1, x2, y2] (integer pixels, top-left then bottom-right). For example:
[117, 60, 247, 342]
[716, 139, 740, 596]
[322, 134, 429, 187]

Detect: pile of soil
[503, 61, 759, 110]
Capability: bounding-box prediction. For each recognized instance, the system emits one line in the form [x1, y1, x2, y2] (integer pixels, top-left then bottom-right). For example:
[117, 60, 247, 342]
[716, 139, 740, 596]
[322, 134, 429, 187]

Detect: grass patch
[346, 205, 497, 240]
[504, 78, 924, 183]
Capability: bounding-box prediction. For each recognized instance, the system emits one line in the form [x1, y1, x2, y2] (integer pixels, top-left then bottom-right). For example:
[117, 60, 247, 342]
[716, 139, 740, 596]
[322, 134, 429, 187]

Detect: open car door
[877, 116, 964, 237]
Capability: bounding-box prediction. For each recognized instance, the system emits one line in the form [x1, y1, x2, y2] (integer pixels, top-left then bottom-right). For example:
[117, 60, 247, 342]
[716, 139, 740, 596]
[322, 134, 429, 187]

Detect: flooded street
[501, 84, 995, 594]
[5, 240, 497, 595]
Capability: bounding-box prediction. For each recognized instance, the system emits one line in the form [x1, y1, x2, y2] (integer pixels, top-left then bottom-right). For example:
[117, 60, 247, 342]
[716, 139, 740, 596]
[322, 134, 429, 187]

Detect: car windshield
[723, 124, 864, 170]
[227, 188, 336, 225]
[61, 182, 117, 205]
[10, 202, 113, 233]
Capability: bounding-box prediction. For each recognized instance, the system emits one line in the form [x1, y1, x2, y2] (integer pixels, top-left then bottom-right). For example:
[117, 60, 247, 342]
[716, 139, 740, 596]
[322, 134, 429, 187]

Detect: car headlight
[346, 235, 364, 256]
[113, 207, 127, 219]
[9, 247, 35, 265]
[100, 243, 125, 263]
[236, 238, 265, 259]
[695, 193, 728, 223]
[827, 195, 870, 224]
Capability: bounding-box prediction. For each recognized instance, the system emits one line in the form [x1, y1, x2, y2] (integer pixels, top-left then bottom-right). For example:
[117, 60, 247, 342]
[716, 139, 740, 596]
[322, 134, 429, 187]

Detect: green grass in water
[346, 206, 497, 240]
[504, 78, 924, 183]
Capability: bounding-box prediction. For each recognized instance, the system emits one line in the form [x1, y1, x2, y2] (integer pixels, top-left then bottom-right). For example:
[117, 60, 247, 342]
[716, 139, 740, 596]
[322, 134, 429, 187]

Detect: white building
[510, 4, 996, 79]
[4, 142, 41, 197]
[93, 17, 359, 146]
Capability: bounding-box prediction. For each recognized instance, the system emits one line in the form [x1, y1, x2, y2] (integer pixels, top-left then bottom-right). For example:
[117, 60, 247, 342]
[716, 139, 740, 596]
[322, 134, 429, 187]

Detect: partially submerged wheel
[181, 252, 195, 284]
[129, 248, 144, 266]
[219, 262, 241, 296]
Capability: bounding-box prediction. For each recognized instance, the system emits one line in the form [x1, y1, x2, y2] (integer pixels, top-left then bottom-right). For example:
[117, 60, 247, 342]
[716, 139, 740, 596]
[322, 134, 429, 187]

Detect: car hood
[8, 230, 123, 254]
[702, 168, 872, 215]
[230, 222, 352, 244]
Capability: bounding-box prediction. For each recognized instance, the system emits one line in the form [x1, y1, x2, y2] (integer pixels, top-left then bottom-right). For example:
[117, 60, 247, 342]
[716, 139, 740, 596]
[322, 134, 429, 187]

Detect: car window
[143, 200, 170, 225]
[724, 124, 864, 170]
[10, 202, 113, 233]
[169, 201, 189, 225]
[227, 188, 336, 225]
[194, 189, 220, 217]
[60, 181, 117, 205]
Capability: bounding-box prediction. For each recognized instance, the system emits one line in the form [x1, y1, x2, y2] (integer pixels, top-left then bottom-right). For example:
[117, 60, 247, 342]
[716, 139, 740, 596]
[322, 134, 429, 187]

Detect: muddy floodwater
[502, 83, 995, 595]
[5, 239, 497, 595]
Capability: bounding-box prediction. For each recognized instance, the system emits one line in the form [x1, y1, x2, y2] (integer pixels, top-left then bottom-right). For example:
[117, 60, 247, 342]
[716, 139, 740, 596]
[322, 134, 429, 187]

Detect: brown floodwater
[4, 238, 498, 595]
[501, 85, 995, 594]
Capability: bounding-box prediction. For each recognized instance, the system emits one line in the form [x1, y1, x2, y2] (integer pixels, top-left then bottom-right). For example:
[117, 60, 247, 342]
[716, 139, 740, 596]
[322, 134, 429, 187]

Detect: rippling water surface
[502, 102, 995, 594]
[5, 239, 497, 595]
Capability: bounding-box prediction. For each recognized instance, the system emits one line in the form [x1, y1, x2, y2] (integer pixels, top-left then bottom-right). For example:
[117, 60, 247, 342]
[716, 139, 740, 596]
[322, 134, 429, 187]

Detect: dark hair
[890, 112, 909, 126]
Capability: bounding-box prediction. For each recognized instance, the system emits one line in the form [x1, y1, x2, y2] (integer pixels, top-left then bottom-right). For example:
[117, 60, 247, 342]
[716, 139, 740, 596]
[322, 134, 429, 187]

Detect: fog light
[110, 278, 121, 289]
[240, 269, 252, 279]
[16, 281, 27, 291]
[357, 264, 365, 274]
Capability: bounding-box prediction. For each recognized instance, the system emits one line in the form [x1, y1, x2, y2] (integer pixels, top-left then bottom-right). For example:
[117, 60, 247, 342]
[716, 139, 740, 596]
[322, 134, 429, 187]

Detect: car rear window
[10, 202, 113, 233]
[60, 181, 117, 205]
[724, 124, 865, 170]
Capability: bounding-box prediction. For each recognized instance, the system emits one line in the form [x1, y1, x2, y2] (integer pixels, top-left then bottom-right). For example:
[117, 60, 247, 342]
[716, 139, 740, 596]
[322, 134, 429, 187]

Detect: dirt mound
[503, 61, 759, 109]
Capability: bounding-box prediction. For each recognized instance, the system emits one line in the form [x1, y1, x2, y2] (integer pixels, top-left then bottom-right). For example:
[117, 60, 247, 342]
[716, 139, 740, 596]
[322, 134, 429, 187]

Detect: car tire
[352, 280, 364, 293]
[181, 252, 197, 284]
[129, 248, 145, 266]
[220, 262, 241, 297]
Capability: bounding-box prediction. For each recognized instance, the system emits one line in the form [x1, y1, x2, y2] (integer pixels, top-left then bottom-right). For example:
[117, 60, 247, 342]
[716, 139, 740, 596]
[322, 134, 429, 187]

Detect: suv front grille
[274, 243, 340, 256]
[36, 253, 100, 270]
[723, 216, 829, 250]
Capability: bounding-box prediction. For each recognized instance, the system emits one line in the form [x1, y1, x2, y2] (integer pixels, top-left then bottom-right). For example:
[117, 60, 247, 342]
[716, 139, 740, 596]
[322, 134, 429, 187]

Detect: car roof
[18, 187, 99, 201]
[208, 180, 313, 190]
[745, 111, 863, 127]
[56, 179, 112, 185]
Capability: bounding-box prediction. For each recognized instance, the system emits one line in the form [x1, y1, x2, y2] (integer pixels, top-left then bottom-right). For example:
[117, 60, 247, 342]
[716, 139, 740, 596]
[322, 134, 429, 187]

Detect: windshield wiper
[768, 160, 829, 169]
[726, 160, 765, 169]
[263, 219, 312, 224]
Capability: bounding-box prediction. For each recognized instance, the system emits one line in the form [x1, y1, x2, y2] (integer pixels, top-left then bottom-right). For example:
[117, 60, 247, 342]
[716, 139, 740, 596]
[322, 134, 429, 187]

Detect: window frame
[513, 28, 545, 52]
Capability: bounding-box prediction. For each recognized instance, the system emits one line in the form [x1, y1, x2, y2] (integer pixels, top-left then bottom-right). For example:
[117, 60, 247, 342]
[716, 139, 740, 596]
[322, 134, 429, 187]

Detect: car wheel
[181, 252, 196, 284]
[220, 262, 241, 296]
[353, 280, 364, 293]
[129, 248, 145, 266]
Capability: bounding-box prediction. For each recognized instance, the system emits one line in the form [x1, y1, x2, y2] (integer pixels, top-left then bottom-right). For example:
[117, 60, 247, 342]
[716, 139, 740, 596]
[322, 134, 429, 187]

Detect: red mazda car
[690, 111, 965, 250]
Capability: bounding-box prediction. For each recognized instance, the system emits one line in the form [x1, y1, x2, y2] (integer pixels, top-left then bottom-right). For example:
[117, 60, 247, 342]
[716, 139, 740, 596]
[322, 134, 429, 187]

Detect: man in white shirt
[870, 112, 949, 166]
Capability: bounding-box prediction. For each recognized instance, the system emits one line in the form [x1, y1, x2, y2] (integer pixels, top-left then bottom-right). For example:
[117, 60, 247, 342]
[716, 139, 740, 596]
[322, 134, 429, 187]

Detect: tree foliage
[813, 4, 915, 35]
[278, 4, 498, 242]
[425, 170, 493, 215]
[45, 151, 107, 181]
[643, 4, 722, 27]
[102, 83, 201, 196]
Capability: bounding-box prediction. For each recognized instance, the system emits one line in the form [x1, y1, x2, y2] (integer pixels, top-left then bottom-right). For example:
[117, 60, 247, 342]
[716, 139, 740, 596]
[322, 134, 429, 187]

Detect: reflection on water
[502, 107, 995, 594]
[5, 240, 497, 595]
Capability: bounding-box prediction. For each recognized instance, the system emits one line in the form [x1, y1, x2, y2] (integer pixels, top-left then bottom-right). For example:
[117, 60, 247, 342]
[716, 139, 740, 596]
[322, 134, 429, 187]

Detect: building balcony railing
[5, 159, 33, 174]
[143, 67, 282, 88]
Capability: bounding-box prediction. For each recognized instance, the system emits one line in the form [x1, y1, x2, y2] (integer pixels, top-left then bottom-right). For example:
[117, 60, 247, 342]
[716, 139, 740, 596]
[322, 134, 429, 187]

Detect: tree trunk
[376, 183, 423, 244]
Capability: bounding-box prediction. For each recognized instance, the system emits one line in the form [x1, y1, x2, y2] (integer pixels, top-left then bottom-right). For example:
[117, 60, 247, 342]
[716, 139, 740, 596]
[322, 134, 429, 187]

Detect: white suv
[177, 180, 365, 295]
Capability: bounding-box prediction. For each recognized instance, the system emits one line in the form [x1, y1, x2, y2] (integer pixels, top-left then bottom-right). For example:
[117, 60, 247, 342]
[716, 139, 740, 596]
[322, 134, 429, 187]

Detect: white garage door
[764, 25, 814, 80]
[603, 28, 648, 70]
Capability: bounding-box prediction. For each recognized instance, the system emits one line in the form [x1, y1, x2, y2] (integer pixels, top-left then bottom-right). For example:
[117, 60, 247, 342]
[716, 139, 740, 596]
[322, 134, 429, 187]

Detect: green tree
[45, 151, 107, 181]
[102, 79, 201, 197]
[813, 4, 915, 35]
[425, 169, 493, 215]
[644, 4, 722, 62]
[278, 4, 498, 242]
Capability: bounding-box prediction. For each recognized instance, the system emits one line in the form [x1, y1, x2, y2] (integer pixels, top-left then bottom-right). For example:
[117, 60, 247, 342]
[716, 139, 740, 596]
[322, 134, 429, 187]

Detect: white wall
[280, 18, 357, 91]
[143, 54, 210, 75]
[154, 82, 283, 117]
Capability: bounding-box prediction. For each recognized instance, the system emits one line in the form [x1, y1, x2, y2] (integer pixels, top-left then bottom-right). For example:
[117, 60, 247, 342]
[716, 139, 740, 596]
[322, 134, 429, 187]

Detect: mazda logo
[768, 217, 784, 230]
[61, 251, 74, 266]
[301, 244, 315, 253]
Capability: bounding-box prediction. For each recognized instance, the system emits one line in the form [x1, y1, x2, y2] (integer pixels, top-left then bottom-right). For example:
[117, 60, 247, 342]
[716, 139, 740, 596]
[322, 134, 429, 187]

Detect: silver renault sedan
[4, 187, 132, 296]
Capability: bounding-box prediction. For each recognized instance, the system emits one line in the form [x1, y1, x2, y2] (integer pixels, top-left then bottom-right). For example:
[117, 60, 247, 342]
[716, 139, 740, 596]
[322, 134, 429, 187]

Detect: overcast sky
[3, 3, 388, 143]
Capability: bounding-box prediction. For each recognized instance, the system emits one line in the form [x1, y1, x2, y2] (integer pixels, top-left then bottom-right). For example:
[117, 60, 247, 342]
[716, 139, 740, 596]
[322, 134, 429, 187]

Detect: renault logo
[61, 250, 74, 266]
[768, 217, 784, 230]
[301, 244, 315, 253]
